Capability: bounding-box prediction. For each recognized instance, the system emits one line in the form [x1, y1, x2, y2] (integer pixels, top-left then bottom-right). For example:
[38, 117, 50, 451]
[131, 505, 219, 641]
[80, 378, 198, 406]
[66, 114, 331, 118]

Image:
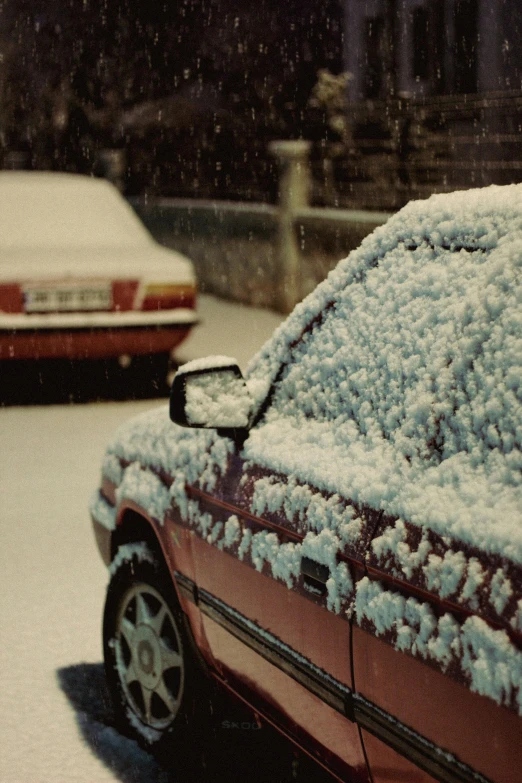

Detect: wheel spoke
[124, 660, 139, 687]
[154, 677, 178, 716]
[141, 685, 153, 724]
[149, 602, 169, 636]
[159, 640, 182, 672]
[135, 592, 151, 626]
[120, 616, 136, 649]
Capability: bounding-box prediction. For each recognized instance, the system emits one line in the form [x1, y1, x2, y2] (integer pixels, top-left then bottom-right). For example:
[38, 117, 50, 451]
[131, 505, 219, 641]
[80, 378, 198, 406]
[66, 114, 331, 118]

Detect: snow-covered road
[0, 295, 312, 783]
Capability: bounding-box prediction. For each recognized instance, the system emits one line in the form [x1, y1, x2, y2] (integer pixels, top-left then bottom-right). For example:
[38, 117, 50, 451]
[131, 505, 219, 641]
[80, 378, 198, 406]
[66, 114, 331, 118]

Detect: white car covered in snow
[0, 171, 197, 362]
[91, 184, 522, 783]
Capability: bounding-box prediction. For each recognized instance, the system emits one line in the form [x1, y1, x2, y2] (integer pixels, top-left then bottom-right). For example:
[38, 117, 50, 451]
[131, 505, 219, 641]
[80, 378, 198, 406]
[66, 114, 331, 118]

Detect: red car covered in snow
[91, 184, 522, 782]
[0, 172, 197, 363]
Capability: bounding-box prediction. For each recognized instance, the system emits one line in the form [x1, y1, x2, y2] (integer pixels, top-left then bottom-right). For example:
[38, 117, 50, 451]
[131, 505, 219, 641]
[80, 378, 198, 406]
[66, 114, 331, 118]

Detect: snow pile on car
[355, 576, 522, 714]
[90, 402, 235, 532]
[177, 357, 253, 428]
[246, 184, 522, 563]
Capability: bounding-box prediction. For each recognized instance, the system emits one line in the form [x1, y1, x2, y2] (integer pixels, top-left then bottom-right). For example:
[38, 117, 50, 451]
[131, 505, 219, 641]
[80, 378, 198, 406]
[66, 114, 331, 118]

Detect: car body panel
[0, 322, 194, 359]
[354, 512, 522, 783]
[0, 313, 195, 359]
[353, 625, 522, 783]
[168, 480, 369, 778]
[188, 515, 353, 684]
[199, 616, 369, 782]
[358, 732, 437, 783]
[92, 516, 112, 567]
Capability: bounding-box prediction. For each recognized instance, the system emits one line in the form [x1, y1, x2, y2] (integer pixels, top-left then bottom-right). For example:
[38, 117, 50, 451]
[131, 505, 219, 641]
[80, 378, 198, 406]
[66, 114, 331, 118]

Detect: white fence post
[96, 148, 126, 192]
[269, 140, 311, 313]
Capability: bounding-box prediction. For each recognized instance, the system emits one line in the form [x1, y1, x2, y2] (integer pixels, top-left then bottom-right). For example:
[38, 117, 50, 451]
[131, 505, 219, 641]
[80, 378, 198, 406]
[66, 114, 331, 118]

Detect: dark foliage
[0, 0, 344, 200]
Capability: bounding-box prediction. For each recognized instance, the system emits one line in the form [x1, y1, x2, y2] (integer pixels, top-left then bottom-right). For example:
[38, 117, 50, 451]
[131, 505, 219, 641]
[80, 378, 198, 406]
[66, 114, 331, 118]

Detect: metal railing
[312, 89, 522, 210]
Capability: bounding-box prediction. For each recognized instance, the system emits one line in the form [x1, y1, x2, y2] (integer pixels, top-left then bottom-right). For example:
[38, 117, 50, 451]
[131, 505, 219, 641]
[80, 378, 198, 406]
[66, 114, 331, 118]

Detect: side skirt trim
[352, 697, 490, 783]
[174, 571, 491, 783]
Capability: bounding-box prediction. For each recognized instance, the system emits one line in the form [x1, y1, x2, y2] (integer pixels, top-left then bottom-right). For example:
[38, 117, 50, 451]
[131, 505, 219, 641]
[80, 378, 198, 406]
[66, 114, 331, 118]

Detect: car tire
[103, 542, 208, 760]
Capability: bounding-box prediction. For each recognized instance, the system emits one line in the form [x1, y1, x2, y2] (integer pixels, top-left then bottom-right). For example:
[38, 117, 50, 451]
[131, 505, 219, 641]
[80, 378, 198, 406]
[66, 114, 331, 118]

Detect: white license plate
[24, 283, 112, 313]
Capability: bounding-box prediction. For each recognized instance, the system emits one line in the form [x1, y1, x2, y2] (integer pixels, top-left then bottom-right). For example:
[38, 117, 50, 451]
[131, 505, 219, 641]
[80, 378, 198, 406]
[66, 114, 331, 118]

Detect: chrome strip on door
[175, 570, 492, 783]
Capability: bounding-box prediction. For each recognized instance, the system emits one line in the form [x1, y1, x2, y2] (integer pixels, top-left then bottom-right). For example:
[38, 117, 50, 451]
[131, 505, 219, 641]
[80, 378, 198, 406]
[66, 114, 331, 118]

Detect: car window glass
[267, 240, 500, 465]
[243, 233, 521, 564]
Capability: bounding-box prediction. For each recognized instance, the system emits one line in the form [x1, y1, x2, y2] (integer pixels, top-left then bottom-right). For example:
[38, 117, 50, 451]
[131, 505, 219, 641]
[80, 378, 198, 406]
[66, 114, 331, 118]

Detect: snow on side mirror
[170, 356, 254, 429]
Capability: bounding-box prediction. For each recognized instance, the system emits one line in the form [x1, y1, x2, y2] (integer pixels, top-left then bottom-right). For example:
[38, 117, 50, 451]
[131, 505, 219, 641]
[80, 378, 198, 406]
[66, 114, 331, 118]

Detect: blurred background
[2, 0, 522, 314]
[2, 0, 522, 206]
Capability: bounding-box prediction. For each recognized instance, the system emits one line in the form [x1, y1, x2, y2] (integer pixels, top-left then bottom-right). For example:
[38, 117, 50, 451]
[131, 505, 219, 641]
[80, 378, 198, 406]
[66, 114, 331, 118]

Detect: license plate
[24, 283, 112, 313]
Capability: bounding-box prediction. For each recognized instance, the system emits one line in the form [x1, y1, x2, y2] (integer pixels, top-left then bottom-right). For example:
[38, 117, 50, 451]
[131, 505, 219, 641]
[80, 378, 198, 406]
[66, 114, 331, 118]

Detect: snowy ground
[0, 296, 332, 782]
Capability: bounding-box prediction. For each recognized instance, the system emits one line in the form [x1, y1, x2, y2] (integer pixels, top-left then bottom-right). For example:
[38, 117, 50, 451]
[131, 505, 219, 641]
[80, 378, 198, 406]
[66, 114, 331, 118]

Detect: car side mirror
[170, 356, 254, 430]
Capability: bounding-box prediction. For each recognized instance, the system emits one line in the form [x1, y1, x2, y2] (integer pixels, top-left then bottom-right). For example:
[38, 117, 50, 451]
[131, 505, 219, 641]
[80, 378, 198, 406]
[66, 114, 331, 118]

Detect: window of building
[412, 6, 430, 80]
[454, 0, 478, 93]
[364, 16, 385, 98]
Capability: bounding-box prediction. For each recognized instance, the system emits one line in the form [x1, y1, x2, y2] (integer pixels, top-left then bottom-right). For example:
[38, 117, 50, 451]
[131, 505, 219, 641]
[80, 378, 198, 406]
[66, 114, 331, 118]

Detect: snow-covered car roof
[248, 183, 522, 384]
[0, 172, 151, 248]
[0, 171, 195, 283]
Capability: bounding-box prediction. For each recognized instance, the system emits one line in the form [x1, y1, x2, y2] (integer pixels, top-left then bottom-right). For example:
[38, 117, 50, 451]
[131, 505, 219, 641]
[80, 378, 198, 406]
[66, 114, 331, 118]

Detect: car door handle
[301, 556, 329, 596]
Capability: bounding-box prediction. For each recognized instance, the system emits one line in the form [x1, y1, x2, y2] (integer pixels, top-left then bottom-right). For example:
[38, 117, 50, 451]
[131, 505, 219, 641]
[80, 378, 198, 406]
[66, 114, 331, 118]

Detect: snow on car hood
[0, 243, 195, 284]
[101, 404, 234, 517]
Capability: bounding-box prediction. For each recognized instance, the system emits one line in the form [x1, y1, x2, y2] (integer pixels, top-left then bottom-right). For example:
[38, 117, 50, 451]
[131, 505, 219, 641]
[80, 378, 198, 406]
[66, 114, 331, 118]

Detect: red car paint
[1, 323, 193, 360]
[93, 454, 521, 783]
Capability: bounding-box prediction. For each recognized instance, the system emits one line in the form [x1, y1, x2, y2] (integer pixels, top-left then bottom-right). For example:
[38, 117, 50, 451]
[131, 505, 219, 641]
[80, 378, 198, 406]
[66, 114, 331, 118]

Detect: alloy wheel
[114, 582, 185, 731]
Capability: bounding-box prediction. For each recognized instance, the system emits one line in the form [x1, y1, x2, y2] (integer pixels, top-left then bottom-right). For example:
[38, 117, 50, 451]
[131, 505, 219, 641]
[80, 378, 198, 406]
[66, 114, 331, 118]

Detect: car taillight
[0, 283, 23, 313]
[141, 283, 196, 311]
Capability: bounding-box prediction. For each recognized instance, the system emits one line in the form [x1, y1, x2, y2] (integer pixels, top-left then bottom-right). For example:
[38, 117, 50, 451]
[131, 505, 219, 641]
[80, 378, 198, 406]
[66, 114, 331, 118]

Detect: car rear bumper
[0, 309, 198, 359]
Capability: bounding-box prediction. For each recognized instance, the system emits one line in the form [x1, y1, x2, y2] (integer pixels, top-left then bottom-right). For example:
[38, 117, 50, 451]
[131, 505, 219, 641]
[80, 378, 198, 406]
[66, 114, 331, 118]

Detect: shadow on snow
[0, 356, 173, 406]
[57, 662, 332, 783]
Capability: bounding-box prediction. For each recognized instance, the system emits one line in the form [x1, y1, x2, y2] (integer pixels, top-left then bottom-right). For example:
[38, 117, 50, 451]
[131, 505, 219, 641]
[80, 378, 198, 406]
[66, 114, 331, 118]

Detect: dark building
[345, 0, 522, 100]
[335, 0, 522, 209]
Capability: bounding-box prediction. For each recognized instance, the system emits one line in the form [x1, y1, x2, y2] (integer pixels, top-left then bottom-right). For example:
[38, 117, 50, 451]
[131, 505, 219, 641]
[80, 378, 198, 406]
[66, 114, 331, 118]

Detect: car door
[333, 237, 522, 783]
[351, 514, 522, 783]
[186, 471, 371, 781]
[178, 309, 375, 781]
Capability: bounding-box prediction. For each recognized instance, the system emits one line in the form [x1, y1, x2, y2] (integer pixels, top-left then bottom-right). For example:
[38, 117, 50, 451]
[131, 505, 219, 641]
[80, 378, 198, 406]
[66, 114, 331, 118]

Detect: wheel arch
[110, 507, 165, 563]
[109, 505, 210, 676]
